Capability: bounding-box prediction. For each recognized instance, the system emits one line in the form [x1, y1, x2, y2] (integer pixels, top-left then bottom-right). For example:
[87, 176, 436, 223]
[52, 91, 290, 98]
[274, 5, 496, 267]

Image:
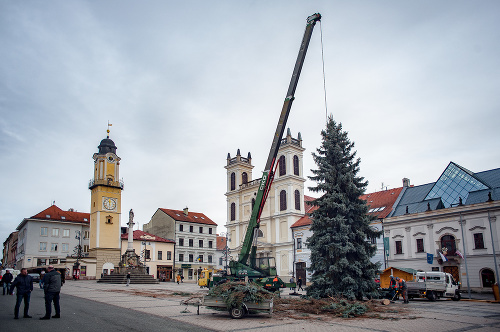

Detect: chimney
[402, 178, 410, 187]
[183, 207, 188, 216]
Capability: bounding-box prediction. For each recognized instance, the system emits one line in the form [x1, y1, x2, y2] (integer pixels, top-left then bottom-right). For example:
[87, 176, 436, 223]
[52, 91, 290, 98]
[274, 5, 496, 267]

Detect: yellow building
[120, 230, 175, 281]
[88, 133, 124, 277]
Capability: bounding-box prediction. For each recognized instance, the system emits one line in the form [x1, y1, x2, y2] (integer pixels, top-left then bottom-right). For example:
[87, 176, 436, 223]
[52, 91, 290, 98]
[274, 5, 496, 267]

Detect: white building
[225, 129, 307, 280]
[143, 207, 217, 282]
[14, 204, 92, 278]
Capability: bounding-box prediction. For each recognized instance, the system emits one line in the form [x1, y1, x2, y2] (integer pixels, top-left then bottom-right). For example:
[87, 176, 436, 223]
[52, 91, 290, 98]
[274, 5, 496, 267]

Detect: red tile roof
[31, 205, 90, 224]
[360, 187, 403, 219]
[121, 230, 175, 243]
[158, 208, 217, 226]
[291, 196, 318, 228]
[216, 236, 227, 250]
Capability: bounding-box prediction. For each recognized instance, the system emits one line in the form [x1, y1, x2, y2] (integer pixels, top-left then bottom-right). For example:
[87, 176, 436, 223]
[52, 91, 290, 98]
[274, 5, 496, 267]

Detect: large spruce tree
[306, 116, 380, 300]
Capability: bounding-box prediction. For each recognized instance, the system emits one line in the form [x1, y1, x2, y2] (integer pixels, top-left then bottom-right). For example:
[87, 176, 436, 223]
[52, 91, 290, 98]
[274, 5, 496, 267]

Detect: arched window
[293, 155, 299, 176]
[242, 172, 248, 184]
[230, 172, 236, 191]
[295, 190, 300, 210]
[230, 202, 236, 221]
[440, 235, 457, 256]
[280, 190, 287, 211]
[279, 155, 286, 176]
[481, 268, 495, 287]
[251, 198, 255, 210]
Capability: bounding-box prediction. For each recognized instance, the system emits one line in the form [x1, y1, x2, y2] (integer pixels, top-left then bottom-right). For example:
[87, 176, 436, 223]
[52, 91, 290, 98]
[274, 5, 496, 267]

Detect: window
[369, 236, 377, 245]
[280, 190, 287, 211]
[145, 250, 151, 260]
[474, 233, 485, 249]
[279, 155, 286, 176]
[209, 241, 213, 248]
[295, 190, 300, 210]
[190, 226, 193, 233]
[293, 155, 299, 176]
[219, 257, 223, 265]
[416, 239, 424, 253]
[167, 251, 172, 260]
[179, 224, 184, 232]
[395, 241, 403, 254]
[62, 243, 69, 252]
[208, 255, 213, 263]
[297, 238, 302, 249]
[230, 203, 236, 221]
[37, 258, 47, 266]
[84, 231, 90, 239]
[49, 258, 58, 264]
[199, 240, 203, 248]
[51, 243, 58, 252]
[63, 229, 70, 237]
[230, 172, 236, 190]
[209, 228, 213, 234]
[41, 227, 48, 236]
[52, 228, 59, 237]
[441, 235, 457, 255]
[199, 227, 203, 233]
[179, 238, 184, 246]
[83, 245, 89, 253]
[40, 242, 47, 251]
[189, 254, 194, 262]
[198, 255, 204, 263]
[242, 172, 248, 184]
[179, 254, 184, 262]
[189, 239, 194, 247]
[252, 198, 255, 210]
[158, 251, 163, 260]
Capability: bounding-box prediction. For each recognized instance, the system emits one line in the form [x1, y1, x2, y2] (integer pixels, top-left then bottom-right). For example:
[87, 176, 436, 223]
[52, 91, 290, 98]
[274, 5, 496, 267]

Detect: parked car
[28, 273, 41, 283]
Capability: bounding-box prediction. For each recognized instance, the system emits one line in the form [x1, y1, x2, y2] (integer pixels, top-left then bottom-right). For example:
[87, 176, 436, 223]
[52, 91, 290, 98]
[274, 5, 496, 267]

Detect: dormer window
[61, 216, 66, 220]
[46, 215, 51, 218]
[83, 218, 88, 221]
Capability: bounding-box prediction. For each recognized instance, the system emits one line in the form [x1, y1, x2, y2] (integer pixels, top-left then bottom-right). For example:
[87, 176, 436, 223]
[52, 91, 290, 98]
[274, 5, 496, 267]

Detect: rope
[319, 20, 328, 125]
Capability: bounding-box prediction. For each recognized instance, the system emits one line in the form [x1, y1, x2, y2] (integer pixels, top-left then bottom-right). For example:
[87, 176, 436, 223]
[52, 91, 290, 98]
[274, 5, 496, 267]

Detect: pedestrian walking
[10, 268, 33, 319]
[289, 276, 295, 290]
[126, 272, 131, 286]
[181, 275, 184, 283]
[40, 265, 61, 320]
[39, 270, 45, 289]
[2, 269, 14, 295]
[297, 277, 304, 291]
[176, 274, 181, 284]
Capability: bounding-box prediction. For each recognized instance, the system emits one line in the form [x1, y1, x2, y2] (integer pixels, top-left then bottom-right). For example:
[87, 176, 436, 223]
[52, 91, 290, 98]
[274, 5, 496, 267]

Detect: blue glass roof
[424, 162, 489, 207]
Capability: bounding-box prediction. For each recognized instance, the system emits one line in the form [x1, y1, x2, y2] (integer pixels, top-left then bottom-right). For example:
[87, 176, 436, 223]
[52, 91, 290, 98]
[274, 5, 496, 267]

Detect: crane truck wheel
[229, 306, 246, 319]
[427, 291, 437, 301]
[452, 290, 461, 301]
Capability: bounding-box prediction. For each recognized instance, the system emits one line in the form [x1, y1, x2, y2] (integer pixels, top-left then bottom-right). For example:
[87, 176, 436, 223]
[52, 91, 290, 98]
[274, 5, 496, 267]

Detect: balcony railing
[89, 178, 124, 189]
[240, 178, 261, 190]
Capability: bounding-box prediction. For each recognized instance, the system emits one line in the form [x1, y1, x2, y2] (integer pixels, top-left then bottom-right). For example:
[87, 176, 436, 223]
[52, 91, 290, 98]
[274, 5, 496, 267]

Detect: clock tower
[89, 127, 123, 278]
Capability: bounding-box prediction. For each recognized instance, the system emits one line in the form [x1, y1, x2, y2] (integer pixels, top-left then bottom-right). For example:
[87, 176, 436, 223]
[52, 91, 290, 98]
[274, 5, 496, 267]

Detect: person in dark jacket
[297, 277, 304, 291]
[40, 265, 61, 320]
[10, 268, 33, 319]
[2, 270, 14, 295]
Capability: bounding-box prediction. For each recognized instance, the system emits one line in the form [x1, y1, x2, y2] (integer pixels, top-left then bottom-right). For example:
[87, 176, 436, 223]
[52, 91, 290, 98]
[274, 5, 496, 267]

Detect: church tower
[89, 126, 123, 278]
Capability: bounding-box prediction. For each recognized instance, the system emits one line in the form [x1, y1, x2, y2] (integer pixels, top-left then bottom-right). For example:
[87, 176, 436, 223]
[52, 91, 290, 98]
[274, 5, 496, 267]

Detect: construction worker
[389, 275, 398, 300]
[397, 277, 408, 303]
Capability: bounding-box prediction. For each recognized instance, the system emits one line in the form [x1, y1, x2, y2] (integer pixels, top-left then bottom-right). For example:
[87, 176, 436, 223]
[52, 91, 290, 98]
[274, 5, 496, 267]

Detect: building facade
[383, 162, 500, 291]
[120, 230, 175, 281]
[14, 205, 92, 278]
[143, 208, 217, 282]
[2, 231, 18, 269]
[225, 129, 307, 280]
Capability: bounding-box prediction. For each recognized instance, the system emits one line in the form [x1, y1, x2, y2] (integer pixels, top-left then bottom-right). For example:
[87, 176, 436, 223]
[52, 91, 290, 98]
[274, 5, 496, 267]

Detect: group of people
[389, 275, 408, 303]
[289, 276, 304, 291]
[2, 265, 63, 319]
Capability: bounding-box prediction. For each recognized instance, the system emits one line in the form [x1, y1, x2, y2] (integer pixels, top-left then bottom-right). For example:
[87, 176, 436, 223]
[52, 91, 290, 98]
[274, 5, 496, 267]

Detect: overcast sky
[1, 1, 499, 255]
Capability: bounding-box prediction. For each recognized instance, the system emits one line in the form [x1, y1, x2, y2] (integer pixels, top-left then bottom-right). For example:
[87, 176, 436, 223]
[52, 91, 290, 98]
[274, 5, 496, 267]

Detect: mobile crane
[226, 13, 322, 290]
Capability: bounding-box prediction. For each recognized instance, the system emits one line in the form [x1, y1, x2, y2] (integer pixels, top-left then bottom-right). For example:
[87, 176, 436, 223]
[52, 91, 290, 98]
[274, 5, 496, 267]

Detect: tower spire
[107, 121, 112, 138]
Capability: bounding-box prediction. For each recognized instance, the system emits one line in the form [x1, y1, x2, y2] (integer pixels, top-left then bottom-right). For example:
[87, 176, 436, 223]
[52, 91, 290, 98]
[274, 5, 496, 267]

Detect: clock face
[103, 198, 117, 211]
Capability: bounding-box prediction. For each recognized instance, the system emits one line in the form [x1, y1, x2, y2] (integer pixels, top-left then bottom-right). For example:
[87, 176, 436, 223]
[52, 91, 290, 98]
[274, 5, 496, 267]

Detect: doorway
[296, 262, 307, 286]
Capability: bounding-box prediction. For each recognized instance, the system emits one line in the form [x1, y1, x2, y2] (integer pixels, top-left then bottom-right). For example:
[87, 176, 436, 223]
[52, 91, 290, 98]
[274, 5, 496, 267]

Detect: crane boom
[235, 13, 321, 271]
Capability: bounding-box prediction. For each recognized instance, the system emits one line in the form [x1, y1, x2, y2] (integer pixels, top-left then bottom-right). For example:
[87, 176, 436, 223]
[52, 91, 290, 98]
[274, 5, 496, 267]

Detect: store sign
[181, 264, 191, 268]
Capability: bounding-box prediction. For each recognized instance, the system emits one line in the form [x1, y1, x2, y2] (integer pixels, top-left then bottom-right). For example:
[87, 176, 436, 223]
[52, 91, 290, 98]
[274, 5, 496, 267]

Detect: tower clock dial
[103, 197, 117, 211]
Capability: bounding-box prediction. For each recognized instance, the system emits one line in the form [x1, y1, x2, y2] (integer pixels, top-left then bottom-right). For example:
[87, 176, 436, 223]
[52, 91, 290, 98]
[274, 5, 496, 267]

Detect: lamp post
[72, 230, 86, 279]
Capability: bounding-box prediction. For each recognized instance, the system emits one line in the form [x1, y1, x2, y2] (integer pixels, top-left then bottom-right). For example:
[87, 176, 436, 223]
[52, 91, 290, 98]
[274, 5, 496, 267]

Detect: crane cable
[319, 20, 329, 125]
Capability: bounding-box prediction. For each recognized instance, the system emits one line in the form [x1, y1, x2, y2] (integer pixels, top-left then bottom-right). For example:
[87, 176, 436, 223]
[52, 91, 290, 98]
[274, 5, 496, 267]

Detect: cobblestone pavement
[58, 280, 500, 332]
